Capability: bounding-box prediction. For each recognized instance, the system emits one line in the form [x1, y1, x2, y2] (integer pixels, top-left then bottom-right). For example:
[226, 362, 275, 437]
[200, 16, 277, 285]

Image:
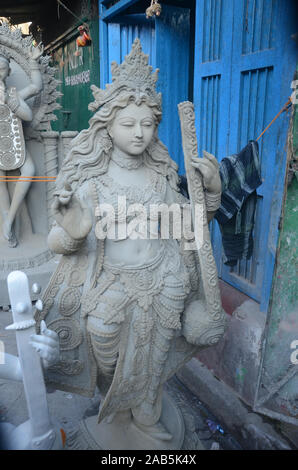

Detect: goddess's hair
[55, 92, 179, 192]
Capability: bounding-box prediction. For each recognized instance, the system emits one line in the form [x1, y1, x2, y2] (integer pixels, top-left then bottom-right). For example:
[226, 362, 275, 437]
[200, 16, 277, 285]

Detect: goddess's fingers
[192, 160, 213, 174]
[30, 334, 58, 349]
[30, 343, 57, 362]
[202, 151, 219, 169]
[40, 320, 59, 341]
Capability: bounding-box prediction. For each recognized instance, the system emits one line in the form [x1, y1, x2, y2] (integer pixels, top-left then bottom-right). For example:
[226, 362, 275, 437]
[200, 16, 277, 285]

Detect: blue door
[194, 0, 297, 311]
[99, 0, 191, 173]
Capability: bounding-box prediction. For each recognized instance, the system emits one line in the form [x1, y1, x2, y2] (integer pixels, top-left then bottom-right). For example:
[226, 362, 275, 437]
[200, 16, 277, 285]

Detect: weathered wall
[40, 0, 100, 133]
[50, 15, 100, 133]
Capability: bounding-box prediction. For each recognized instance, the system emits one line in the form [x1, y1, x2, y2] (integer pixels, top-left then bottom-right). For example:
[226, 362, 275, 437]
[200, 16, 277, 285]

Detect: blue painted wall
[194, 0, 297, 311]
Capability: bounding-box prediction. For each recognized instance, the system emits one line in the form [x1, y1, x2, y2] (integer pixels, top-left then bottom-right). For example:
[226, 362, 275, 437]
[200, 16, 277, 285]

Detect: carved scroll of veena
[178, 101, 222, 322]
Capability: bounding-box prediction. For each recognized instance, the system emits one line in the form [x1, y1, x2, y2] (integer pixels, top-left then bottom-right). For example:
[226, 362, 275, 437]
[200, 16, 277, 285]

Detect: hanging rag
[178, 140, 262, 266]
[215, 140, 262, 266]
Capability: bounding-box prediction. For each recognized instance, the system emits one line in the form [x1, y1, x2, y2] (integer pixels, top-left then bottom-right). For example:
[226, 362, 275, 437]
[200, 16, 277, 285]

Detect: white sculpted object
[0, 271, 63, 450]
[36, 39, 226, 450]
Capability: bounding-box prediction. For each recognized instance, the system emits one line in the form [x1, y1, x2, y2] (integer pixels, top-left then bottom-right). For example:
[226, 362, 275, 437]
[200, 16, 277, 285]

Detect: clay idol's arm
[205, 186, 221, 223]
[191, 151, 222, 223]
[0, 354, 22, 382]
[14, 96, 33, 121]
[18, 53, 43, 101]
[18, 74, 42, 102]
[5, 88, 33, 121]
[48, 183, 93, 255]
[165, 177, 219, 224]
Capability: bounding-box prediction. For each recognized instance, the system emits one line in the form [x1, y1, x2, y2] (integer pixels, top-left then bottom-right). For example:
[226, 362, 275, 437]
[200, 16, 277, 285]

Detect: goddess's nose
[134, 123, 143, 138]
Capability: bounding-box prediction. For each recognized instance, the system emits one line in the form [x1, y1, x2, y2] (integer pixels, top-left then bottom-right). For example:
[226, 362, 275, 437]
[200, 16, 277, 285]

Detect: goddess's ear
[106, 123, 113, 139]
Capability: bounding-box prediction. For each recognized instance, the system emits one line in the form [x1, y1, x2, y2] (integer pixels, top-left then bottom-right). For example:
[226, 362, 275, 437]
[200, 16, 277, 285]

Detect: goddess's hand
[52, 183, 92, 240]
[30, 320, 60, 369]
[191, 151, 221, 194]
[30, 42, 44, 61]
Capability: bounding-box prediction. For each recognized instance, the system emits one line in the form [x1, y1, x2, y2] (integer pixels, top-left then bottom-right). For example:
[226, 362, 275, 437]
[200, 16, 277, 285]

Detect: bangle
[205, 191, 221, 212]
[60, 229, 85, 252]
[7, 91, 20, 113]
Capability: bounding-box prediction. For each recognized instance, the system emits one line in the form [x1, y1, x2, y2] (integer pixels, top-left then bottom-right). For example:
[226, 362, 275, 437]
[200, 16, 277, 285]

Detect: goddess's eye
[120, 121, 134, 127]
[142, 121, 153, 127]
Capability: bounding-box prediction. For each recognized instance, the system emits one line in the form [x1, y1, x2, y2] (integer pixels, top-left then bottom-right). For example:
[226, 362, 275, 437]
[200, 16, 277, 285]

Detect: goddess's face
[0, 58, 9, 81]
[108, 102, 155, 156]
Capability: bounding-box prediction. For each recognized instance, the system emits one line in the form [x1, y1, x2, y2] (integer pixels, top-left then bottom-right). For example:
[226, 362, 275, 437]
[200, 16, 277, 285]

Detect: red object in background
[218, 279, 251, 316]
[76, 25, 91, 47]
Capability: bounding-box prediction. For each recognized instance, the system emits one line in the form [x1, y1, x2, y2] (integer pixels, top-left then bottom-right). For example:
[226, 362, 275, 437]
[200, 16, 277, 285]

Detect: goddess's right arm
[48, 183, 93, 254]
[47, 222, 85, 255]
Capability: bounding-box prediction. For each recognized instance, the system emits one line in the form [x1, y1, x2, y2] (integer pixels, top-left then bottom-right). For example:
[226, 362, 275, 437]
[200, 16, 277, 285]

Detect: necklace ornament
[110, 151, 144, 170]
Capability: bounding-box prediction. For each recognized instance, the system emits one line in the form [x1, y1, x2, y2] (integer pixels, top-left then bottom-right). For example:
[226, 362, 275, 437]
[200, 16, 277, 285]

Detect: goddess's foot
[133, 420, 172, 441]
[7, 230, 18, 248]
[2, 219, 17, 248]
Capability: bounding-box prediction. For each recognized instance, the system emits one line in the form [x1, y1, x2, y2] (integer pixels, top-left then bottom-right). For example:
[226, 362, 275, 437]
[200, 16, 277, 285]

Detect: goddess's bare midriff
[104, 237, 162, 266]
[102, 161, 167, 267]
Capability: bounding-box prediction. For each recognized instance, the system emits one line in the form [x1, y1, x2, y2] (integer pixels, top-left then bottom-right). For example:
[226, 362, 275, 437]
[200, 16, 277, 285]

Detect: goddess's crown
[88, 38, 161, 112]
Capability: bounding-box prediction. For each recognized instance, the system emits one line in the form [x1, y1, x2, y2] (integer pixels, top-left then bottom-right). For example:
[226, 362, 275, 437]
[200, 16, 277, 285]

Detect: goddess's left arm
[5, 45, 43, 121]
[18, 44, 43, 101]
[205, 194, 221, 223]
[191, 151, 221, 222]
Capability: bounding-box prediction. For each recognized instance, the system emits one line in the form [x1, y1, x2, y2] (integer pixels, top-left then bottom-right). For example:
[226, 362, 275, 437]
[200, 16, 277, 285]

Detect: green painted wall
[51, 15, 99, 133]
[293, 66, 298, 161]
[255, 64, 298, 421]
[269, 65, 298, 338]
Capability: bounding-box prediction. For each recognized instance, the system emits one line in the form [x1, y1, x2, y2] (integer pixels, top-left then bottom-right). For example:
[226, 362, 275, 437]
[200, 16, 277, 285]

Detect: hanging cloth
[215, 140, 262, 266]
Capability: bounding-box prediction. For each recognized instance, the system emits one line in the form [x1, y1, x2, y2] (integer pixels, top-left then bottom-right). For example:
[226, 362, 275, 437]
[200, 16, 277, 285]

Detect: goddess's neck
[110, 148, 144, 170]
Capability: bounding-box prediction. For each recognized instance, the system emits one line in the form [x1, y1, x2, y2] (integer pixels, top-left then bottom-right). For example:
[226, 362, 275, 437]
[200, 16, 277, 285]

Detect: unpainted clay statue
[0, 23, 64, 308]
[0, 45, 43, 247]
[36, 39, 225, 450]
[0, 270, 62, 450]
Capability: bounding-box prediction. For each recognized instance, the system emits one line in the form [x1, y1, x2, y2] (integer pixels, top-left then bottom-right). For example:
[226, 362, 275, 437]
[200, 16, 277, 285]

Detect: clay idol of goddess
[37, 40, 225, 445]
[0, 45, 43, 247]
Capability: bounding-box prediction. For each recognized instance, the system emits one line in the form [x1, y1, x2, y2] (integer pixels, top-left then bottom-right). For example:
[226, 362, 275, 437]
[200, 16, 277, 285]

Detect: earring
[101, 129, 113, 152]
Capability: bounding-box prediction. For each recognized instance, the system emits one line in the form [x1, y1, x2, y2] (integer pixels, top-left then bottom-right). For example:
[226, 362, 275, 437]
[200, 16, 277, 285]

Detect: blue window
[194, 0, 297, 311]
